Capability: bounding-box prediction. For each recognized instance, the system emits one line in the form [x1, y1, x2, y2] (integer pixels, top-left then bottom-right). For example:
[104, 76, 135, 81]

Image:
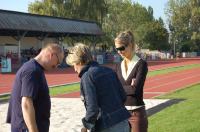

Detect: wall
[0, 36, 58, 50]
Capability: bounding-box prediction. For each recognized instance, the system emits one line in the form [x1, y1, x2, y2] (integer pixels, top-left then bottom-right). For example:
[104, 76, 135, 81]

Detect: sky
[0, 0, 169, 24]
[0, 0, 35, 12]
[133, 0, 168, 22]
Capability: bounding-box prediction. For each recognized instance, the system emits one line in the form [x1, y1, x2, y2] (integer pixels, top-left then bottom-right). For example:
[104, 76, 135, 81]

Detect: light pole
[169, 23, 175, 58]
[174, 39, 176, 58]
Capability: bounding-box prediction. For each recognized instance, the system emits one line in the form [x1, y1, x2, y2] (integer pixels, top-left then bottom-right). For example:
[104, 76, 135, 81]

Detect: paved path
[0, 98, 169, 132]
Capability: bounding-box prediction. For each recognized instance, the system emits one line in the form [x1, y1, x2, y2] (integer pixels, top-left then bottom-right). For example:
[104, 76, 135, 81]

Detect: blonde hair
[66, 43, 93, 66]
[115, 30, 135, 48]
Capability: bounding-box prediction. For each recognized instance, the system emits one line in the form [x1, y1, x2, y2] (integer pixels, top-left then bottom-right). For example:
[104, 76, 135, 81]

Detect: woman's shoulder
[138, 58, 147, 65]
[134, 59, 148, 70]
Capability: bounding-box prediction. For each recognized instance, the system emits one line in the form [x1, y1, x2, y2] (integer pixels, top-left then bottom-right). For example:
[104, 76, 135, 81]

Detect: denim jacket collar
[78, 61, 99, 78]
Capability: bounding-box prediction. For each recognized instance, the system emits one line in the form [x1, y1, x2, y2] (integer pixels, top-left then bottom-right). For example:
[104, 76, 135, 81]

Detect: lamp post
[169, 23, 175, 58]
[174, 39, 176, 58]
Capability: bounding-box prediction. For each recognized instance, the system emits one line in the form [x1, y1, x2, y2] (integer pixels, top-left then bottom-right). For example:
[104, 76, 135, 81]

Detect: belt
[128, 106, 145, 113]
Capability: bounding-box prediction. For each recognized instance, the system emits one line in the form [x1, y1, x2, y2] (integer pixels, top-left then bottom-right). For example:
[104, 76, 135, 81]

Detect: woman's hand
[131, 78, 136, 86]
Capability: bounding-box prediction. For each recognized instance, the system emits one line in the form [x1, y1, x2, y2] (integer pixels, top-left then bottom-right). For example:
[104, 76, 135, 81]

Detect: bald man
[6, 43, 64, 132]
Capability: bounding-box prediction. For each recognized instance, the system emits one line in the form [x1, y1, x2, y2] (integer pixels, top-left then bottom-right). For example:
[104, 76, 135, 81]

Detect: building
[0, 9, 103, 72]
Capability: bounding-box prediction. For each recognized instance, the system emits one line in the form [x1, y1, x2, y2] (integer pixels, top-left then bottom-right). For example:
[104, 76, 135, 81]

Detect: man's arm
[21, 97, 38, 132]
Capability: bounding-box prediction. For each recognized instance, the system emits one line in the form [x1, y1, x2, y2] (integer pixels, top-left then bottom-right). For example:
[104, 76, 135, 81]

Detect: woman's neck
[124, 53, 134, 73]
[125, 52, 134, 63]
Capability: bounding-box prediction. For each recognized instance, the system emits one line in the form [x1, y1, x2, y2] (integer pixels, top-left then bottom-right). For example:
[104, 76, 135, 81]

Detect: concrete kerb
[0, 92, 10, 96]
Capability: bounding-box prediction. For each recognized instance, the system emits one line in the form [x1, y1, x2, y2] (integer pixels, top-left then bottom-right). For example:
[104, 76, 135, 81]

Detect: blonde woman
[114, 31, 148, 132]
[66, 43, 130, 132]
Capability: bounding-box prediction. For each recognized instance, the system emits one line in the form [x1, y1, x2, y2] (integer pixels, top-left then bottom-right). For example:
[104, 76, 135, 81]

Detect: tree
[29, 0, 169, 51]
[135, 21, 169, 50]
[102, 1, 157, 48]
[190, 0, 200, 51]
[165, 0, 200, 52]
[28, 0, 108, 49]
[28, 0, 108, 26]
[78, 0, 107, 27]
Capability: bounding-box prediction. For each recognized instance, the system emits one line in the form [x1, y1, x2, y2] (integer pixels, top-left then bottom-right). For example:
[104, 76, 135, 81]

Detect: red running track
[147, 58, 200, 71]
[53, 58, 200, 99]
[143, 67, 200, 98]
[0, 68, 80, 94]
[1, 58, 200, 99]
[54, 67, 200, 99]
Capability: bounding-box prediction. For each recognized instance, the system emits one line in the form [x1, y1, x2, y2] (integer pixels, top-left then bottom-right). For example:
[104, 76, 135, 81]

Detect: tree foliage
[135, 19, 169, 50]
[103, 1, 168, 50]
[28, 0, 169, 51]
[29, 0, 107, 26]
[166, 0, 200, 52]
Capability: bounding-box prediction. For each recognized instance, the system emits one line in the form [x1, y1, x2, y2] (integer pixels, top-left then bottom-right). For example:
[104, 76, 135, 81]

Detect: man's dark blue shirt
[6, 59, 51, 132]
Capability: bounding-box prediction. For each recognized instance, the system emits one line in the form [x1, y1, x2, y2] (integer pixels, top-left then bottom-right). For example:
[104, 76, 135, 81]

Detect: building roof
[0, 9, 103, 37]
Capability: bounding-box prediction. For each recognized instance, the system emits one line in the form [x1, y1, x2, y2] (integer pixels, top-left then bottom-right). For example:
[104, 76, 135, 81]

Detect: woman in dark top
[114, 31, 148, 132]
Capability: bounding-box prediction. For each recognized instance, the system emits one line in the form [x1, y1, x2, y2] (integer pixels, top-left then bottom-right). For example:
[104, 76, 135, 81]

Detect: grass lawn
[49, 83, 80, 96]
[147, 63, 200, 77]
[0, 94, 10, 101]
[0, 83, 80, 102]
[148, 84, 200, 132]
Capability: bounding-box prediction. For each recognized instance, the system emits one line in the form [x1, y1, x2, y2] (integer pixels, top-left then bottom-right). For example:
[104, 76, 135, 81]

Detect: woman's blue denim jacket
[79, 61, 131, 131]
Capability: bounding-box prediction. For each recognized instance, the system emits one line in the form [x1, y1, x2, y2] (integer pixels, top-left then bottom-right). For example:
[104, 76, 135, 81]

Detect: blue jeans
[97, 120, 130, 132]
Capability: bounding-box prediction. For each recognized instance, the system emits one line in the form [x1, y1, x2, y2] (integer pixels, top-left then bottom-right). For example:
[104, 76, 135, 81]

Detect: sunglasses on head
[115, 45, 128, 51]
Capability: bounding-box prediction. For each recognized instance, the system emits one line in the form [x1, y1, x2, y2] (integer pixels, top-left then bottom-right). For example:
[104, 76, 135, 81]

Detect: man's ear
[49, 51, 53, 60]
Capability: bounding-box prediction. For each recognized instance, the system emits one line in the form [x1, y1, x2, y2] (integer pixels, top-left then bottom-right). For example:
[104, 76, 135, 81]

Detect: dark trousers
[128, 107, 148, 132]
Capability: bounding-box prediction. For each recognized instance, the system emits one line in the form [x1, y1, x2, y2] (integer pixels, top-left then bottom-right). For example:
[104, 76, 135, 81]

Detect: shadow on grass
[147, 99, 185, 117]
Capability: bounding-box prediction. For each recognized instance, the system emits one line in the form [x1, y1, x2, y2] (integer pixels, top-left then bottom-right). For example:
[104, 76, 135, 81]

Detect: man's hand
[81, 127, 87, 132]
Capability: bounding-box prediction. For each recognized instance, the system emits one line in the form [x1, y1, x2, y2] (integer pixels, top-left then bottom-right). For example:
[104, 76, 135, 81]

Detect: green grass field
[148, 84, 200, 132]
[0, 94, 10, 101]
[50, 83, 80, 96]
[0, 84, 80, 102]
